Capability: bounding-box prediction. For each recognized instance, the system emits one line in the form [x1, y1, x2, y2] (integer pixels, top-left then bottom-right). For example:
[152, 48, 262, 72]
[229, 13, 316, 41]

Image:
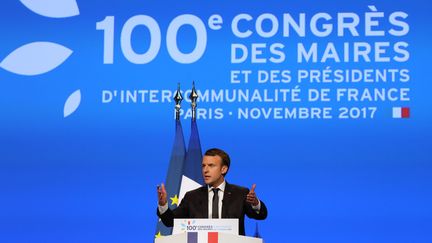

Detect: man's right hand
[157, 183, 167, 206]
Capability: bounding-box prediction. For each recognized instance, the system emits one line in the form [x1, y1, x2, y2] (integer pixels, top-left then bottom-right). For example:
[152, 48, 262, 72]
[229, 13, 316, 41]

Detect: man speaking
[157, 148, 268, 236]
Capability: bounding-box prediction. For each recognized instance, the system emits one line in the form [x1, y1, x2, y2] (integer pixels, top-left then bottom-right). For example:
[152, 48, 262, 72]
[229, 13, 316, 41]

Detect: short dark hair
[204, 148, 230, 175]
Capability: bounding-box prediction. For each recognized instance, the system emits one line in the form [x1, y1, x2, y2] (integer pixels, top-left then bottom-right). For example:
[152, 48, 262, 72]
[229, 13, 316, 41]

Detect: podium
[155, 232, 263, 243]
[155, 219, 263, 243]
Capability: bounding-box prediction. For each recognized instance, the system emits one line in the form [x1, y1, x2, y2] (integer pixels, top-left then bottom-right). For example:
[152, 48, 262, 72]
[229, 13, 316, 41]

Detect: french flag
[392, 107, 410, 118]
[179, 119, 204, 204]
[187, 232, 218, 243]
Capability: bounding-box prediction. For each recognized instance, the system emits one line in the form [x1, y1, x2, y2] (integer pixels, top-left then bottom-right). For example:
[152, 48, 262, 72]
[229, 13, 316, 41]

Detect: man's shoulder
[226, 182, 249, 193]
[185, 185, 207, 196]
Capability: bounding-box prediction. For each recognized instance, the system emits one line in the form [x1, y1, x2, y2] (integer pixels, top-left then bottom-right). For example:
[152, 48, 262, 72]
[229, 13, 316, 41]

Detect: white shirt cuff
[252, 199, 261, 212]
[158, 203, 168, 214]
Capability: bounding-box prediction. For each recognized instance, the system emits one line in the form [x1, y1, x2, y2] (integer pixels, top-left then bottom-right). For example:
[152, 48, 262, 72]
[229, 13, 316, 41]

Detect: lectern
[155, 219, 263, 243]
[155, 232, 263, 243]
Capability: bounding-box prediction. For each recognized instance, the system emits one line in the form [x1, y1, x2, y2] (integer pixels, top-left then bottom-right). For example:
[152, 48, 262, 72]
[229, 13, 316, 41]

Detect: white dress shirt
[208, 180, 226, 218]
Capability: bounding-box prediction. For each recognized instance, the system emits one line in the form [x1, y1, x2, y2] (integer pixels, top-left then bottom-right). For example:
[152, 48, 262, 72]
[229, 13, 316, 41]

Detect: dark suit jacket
[157, 182, 268, 235]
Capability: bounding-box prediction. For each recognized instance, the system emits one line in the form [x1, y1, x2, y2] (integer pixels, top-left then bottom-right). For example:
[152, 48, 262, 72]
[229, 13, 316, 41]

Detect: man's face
[202, 155, 228, 187]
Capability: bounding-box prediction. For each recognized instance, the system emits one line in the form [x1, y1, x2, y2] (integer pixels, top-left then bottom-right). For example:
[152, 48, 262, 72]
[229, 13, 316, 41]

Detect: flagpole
[189, 81, 198, 121]
[174, 83, 183, 121]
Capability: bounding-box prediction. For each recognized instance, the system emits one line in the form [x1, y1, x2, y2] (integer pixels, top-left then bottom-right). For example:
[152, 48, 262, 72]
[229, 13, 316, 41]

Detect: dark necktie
[212, 188, 220, 219]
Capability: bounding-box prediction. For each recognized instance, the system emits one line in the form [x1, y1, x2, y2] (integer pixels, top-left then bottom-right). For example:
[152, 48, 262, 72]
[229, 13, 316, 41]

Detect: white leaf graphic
[64, 89, 81, 118]
[20, 0, 79, 18]
[0, 42, 72, 76]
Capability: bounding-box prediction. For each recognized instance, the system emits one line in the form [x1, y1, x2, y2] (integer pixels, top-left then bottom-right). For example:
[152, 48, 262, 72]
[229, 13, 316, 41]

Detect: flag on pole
[179, 119, 204, 203]
[155, 120, 186, 237]
[179, 83, 204, 204]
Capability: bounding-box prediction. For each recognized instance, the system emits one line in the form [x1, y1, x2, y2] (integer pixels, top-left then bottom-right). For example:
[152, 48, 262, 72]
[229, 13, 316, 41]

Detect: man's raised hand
[157, 183, 167, 206]
[246, 184, 259, 206]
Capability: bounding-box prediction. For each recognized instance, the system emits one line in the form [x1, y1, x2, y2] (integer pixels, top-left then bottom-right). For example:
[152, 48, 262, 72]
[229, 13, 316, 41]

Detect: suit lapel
[222, 182, 232, 218]
[200, 186, 208, 218]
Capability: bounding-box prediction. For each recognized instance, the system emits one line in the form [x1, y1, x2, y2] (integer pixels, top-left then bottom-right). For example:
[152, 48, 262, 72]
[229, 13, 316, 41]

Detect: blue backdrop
[1, 0, 431, 242]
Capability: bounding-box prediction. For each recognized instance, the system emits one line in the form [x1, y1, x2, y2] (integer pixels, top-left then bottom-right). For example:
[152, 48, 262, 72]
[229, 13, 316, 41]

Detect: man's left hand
[246, 184, 259, 206]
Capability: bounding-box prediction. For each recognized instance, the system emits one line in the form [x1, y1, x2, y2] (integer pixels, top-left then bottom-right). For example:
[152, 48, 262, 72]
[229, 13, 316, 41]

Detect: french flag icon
[392, 107, 410, 118]
[187, 232, 218, 243]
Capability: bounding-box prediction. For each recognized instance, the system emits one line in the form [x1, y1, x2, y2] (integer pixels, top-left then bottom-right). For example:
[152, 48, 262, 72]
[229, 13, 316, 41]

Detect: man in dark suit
[157, 148, 267, 236]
